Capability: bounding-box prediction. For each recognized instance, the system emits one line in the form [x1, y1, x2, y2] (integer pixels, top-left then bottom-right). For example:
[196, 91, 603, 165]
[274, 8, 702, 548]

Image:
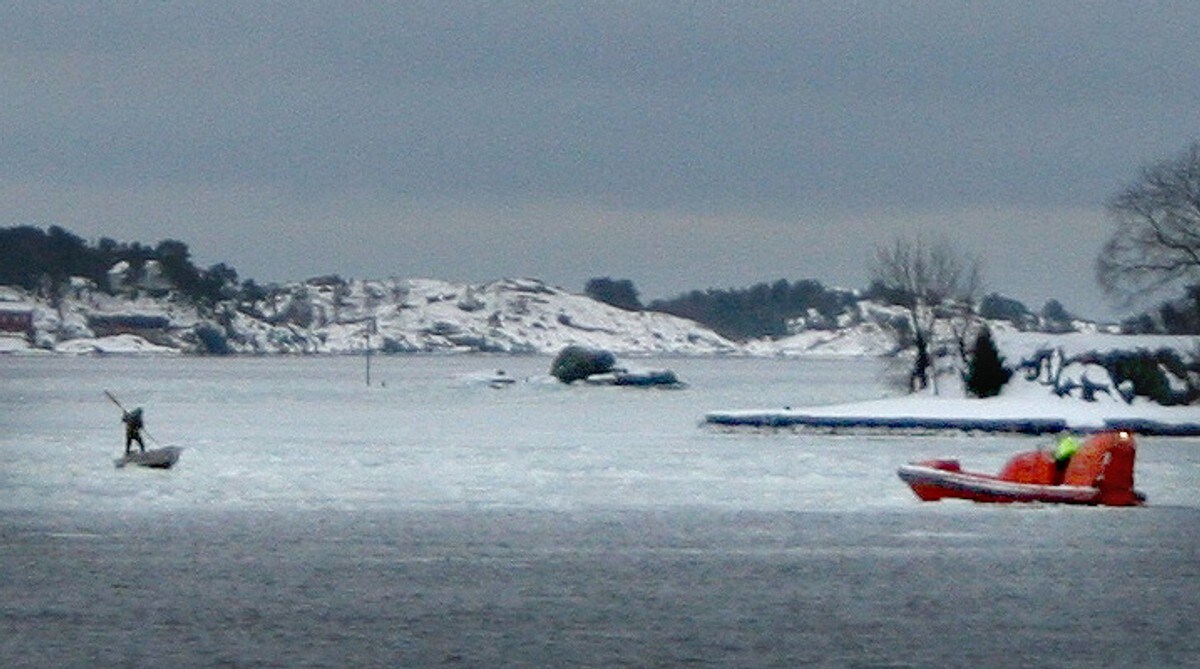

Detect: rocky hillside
[0, 277, 742, 355]
[2, 273, 1194, 411]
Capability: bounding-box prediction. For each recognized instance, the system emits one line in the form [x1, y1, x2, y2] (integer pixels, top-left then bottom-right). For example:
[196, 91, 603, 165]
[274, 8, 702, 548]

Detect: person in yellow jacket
[1053, 434, 1081, 473]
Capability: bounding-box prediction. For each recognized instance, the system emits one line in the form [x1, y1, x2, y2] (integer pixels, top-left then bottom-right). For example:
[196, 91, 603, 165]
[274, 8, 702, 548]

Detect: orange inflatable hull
[897, 431, 1145, 506]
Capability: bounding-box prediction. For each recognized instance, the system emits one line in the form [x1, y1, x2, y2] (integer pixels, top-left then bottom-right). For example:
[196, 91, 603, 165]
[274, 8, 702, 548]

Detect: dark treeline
[649, 279, 859, 340]
[1119, 285, 1200, 336]
[588, 275, 1200, 339]
[0, 225, 253, 308]
[586, 276, 859, 340]
[4, 225, 1197, 336]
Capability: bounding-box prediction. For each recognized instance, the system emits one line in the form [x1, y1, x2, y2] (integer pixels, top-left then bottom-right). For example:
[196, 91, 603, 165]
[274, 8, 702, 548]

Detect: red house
[0, 307, 34, 335]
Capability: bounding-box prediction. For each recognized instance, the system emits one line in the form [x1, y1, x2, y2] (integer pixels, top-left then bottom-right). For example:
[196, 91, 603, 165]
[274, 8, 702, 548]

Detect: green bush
[964, 326, 1012, 398]
[192, 322, 231, 355]
[550, 346, 616, 383]
[1102, 349, 1181, 405]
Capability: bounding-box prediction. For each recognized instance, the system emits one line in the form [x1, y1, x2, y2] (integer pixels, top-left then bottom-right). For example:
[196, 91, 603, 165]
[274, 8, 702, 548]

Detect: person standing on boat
[123, 408, 146, 455]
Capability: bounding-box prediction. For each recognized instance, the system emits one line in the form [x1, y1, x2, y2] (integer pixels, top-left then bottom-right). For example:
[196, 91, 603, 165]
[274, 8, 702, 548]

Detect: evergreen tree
[965, 326, 1012, 398]
[0, 225, 246, 308]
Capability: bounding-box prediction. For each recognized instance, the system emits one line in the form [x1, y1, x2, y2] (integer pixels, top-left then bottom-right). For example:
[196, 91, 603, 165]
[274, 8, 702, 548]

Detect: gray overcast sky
[4, 1, 1200, 319]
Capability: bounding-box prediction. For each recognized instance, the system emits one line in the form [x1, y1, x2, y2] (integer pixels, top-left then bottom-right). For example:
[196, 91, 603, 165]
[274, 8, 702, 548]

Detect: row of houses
[0, 307, 177, 338]
[1, 263, 179, 342]
[0, 306, 33, 335]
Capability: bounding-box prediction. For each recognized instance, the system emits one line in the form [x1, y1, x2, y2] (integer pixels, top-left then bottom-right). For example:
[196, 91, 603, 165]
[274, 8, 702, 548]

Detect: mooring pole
[364, 316, 377, 387]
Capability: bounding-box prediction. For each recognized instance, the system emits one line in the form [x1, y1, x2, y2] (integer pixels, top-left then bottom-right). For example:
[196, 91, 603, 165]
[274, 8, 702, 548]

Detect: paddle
[103, 390, 159, 445]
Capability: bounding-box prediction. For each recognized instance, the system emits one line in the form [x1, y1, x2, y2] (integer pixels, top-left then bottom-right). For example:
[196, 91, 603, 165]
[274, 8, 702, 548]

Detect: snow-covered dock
[705, 410, 1200, 436]
[708, 327, 1200, 437]
[705, 411, 1069, 435]
[705, 395, 1200, 436]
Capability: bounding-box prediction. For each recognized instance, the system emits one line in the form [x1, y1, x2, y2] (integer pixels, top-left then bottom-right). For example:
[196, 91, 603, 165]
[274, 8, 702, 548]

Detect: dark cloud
[4, 2, 1200, 317]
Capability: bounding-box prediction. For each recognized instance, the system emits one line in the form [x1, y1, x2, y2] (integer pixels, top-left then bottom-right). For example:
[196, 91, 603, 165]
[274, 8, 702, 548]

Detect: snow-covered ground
[706, 389, 1200, 434]
[0, 278, 738, 355]
[710, 324, 1200, 434]
[712, 312, 1200, 435]
[743, 320, 898, 357]
[5, 277, 1194, 359]
[4, 277, 1198, 433]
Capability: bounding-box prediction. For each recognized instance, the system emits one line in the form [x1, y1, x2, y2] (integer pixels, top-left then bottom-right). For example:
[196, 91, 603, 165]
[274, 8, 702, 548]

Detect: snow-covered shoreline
[705, 396, 1200, 436]
[6, 276, 1194, 358]
[708, 326, 1200, 436]
[0, 278, 741, 356]
[4, 276, 1199, 434]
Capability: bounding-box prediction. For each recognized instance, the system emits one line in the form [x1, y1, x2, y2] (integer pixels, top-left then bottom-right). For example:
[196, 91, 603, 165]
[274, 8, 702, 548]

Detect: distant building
[107, 260, 174, 295]
[87, 314, 172, 338]
[0, 306, 34, 335]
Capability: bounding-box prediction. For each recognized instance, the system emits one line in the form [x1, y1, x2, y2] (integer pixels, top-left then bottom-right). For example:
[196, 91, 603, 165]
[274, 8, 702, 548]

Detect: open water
[2, 355, 1199, 668]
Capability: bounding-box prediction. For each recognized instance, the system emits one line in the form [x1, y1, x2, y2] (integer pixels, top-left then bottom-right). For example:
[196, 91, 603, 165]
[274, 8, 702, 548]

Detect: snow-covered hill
[4, 275, 1197, 414]
[0, 277, 741, 356]
[744, 301, 909, 357]
[1, 275, 1195, 371]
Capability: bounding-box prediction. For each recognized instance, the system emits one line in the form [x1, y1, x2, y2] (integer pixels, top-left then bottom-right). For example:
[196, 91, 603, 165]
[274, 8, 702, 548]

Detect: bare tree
[871, 234, 983, 393]
[1098, 142, 1200, 305]
[872, 235, 982, 306]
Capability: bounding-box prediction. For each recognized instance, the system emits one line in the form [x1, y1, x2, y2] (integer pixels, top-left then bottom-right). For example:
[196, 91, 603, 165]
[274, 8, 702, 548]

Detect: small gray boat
[114, 446, 183, 470]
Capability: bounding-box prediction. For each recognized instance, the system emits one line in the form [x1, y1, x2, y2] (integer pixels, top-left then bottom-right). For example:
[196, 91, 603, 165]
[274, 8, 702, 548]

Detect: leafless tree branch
[871, 234, 983, 394]
[1099, 142, 1200, 305]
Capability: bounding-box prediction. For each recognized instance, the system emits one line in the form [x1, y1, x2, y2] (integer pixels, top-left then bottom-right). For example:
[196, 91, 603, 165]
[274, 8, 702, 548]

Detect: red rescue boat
[897, 430, 1146, 506]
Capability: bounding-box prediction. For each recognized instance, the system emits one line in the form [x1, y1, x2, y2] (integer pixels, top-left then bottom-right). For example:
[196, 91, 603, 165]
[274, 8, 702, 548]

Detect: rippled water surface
[2, 356, 1198, 667]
